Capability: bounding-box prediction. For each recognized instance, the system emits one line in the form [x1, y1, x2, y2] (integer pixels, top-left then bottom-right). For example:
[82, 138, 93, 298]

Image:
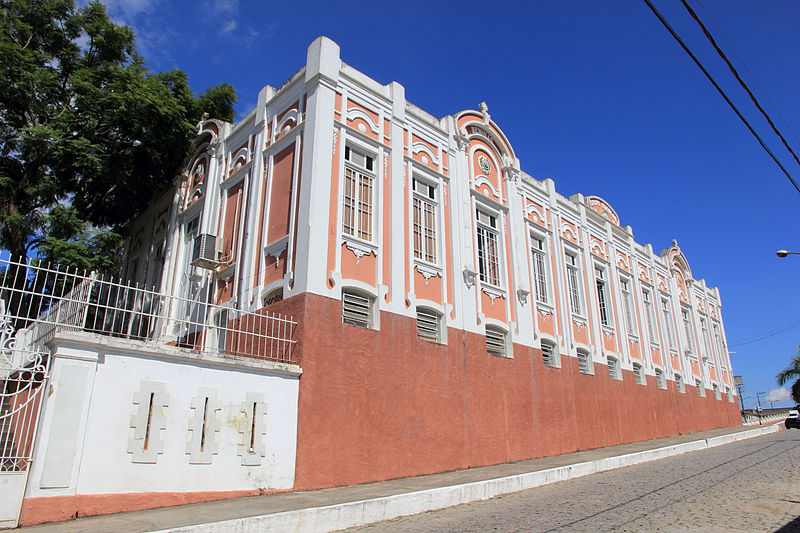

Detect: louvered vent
[342, 290, 372, 328]
[416, 309, 439, 342]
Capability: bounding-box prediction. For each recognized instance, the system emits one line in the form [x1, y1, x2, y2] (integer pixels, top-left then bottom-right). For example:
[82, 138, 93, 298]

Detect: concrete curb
[154, 425, 780, 533]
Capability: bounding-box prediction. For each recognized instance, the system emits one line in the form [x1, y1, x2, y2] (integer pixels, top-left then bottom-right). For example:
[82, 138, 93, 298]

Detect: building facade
[12, 36, 740, 526]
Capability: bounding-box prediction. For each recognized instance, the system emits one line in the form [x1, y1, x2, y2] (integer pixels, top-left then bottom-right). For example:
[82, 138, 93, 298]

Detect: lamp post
[776, 250, 800, 258]
[756, 391, 765, 425]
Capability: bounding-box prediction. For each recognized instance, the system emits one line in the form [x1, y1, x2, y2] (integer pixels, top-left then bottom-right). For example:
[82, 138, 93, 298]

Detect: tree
[0, 0, 236, 270]
[776, 348, 800, 405]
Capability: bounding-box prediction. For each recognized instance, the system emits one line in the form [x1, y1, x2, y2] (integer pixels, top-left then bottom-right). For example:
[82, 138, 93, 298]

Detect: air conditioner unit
[191, 233, 219, 269]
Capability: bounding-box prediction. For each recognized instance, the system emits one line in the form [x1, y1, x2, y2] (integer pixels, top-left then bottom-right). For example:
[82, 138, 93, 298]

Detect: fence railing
[0, 257, 297, 364]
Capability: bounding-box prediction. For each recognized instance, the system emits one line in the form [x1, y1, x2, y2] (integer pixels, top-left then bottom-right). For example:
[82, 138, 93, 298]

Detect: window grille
[726, 386, 733, 402]
[655, 368, 666, 389]
[485, 326, 506, 356]
[695, 378, 704, 397]
[675, 373, 685, 393]
[416, 308, 440, 342]
[412, 179, 437, 263]
[343, 146, 375, 241]
[643, 290, 657, 342]
[541, 341, 557, 367]
[608, 357, 620, 380]
[595, 268, 609, 326]
[565, 254, 581, 315]
[633, 362, 645, 385]
[682, 309, 694, 353]
[701, 318, 714, 361]
[476, 210, 500, 287]
[620, 278, 637, 336]
[531, 236, 549, 304]
[662, 299, 676, 351]
[578, 350, 592, 374]
[262, 289, 283, 307]
[713, 383, 721, 400]
[342, 289, 372, 328]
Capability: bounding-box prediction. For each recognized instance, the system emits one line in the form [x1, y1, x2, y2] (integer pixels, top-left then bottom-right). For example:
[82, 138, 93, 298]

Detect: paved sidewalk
[21, 423, 781, 533]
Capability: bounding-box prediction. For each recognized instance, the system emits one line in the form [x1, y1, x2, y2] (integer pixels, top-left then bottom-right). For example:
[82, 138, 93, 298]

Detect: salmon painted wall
[291, 292, 741, 491]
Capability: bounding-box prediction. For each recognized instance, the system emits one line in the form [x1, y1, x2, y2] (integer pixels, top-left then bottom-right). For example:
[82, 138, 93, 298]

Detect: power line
[695, 0, 800, 150]
[641, 0, 800, 195]
[681, 0, 800, 172]
[728, 319, 800, 347]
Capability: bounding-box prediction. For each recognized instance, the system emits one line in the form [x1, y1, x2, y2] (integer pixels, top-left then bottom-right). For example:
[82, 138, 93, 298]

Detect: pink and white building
[2, 37, 740, 527]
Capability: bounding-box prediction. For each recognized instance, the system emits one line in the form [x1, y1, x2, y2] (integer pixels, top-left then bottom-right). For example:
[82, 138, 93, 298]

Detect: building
[5, 36, 739, 527]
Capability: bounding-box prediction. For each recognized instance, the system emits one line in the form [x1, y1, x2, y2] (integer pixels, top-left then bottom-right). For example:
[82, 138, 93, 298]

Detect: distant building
[11, 37, 739, 526]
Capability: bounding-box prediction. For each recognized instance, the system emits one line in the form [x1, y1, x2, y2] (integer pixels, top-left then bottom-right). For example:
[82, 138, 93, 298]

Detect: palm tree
[776, 348, 800, 405]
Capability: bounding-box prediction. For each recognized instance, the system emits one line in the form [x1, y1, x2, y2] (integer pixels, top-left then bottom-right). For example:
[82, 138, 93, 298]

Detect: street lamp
[776, 249, 800, 258]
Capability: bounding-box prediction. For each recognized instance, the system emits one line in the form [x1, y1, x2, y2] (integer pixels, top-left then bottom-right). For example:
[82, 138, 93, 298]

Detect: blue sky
[99, 0, 800, 409]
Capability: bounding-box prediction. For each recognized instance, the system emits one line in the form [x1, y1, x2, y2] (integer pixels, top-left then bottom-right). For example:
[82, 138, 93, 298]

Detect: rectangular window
[565, 253, 582, 315]
[682, 309, 694, 354]
[701, 318, 713, 363]
[695, 378, 704, 397]
[643, 289, 657, 343]
[713, 324, 727, 370]
[713, 383, 721, 400]
[662, 299, 677, 352]
[476, 209, 500, 287]
[343, 146, 375, 241]
[633, 363, 645, 385]
[595, 267, 609, 326]
[342, 289, 372, 328]
[578, 350, 592, 374]
[485, 326, 507, 356]
[620, 278, 637, 336]
[531, 235, 549, 305]
[412, 178, 437, 264]
[416, 308, 440, 342]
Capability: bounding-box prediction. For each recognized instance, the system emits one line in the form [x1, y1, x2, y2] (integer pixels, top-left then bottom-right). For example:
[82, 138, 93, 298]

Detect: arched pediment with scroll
[585, 196, 620, 226]
[454, 104, 519, 203]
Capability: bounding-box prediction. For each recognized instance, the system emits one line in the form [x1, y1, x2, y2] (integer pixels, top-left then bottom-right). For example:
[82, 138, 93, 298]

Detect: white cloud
[220, 19, 237, 35]
[765, 387, 792, 403]
[207, 0, 238, 13]
[104, 0, 156, 19]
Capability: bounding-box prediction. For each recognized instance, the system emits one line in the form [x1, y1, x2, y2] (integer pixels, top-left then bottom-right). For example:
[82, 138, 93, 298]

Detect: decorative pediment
[585, 196, 620, 225]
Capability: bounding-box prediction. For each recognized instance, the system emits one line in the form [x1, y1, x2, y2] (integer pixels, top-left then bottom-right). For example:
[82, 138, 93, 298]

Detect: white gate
[0, 305, 50, 529]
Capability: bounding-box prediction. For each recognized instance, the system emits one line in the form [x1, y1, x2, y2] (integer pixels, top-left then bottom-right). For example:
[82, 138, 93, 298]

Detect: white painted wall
[26, 332, 300, 498]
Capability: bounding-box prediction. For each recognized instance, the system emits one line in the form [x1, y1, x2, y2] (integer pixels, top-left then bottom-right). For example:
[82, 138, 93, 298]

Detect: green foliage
[776, 349, 800, 404]
[0, 0, 236, 270]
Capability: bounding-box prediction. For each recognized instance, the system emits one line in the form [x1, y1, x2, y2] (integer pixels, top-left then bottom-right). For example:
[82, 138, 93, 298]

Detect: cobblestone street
[347, 428, 800, 533]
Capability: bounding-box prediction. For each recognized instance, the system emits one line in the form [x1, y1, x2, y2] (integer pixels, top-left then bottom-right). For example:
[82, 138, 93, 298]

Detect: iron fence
[0, 257, 297, 364]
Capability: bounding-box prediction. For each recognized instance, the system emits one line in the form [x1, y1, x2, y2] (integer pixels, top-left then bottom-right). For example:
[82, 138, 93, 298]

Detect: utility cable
[641, 0, 800, 195]
[681, 0, 800, 172]
[728, 319, 800, 347]
[695, 0, 800, 150]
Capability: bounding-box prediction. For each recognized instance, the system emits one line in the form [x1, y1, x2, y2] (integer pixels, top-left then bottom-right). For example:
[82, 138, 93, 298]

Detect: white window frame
[620, 277, 638, 338]
[595, 266, 611, 328]
[342, 145, 376, 243]
[642, 288, 658, 345]
[577, 349, 593, 375]
[416, 307, 443, 343]
[342, 288, 375, 329]
[541, 339, 559, 368]
[655, 368, 667, 389]
[412, 177, 438, 265]
[681, 307, 695, 356]
[633, 362, 646, 385]
[695, 378, 705, 397]
[530, 232, 551, 306]
[607, 356, 621, 380]
[476, 208, 502, 288]
[485, 325, 510, 357]
[661, 297, 677, 353]
[675, 373, 685, 393]
[565, 251, 583, 316]
[713, 383, 721, 400]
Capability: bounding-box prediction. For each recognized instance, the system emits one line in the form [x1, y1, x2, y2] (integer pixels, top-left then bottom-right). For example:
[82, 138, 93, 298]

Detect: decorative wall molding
[415, 263, 440, 285]
[462, 267, 477, 288]
[128, 381, 169, 464]
[186, 387, 220, 464]
[344, 239, 375, 264]
[481, 285, 504, 303]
